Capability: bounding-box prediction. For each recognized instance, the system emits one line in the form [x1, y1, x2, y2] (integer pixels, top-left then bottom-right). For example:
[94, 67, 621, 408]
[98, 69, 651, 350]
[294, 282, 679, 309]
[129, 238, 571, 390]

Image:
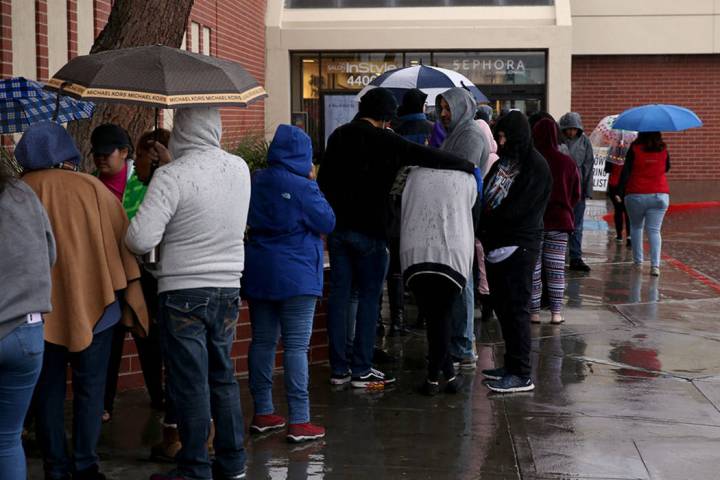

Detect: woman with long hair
[617, 132, 671, 277]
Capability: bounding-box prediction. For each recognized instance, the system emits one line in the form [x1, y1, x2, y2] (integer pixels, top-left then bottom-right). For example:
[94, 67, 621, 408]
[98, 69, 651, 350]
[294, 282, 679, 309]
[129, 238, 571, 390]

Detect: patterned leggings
[530, 231, 569, 315]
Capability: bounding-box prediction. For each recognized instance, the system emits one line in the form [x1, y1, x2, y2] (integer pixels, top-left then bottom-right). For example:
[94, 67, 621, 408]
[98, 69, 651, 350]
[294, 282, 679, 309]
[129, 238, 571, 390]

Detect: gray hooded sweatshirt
[559, 112, 594, 196]
[126, 107, 251, 292]
[436, 88, 489, 173]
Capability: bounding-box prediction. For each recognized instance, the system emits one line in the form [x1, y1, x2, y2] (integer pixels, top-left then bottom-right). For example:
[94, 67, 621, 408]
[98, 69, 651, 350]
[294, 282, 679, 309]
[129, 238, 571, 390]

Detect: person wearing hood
[530, 118, 581, 325]
[436, 88, 488, 371]
[0, 163, 55, 480]
[558, 112, 595, 272]
[18, 122, 148, 480]
[479, 111, 552, 393]
[317, 87, 474, 390]
[243, 125, 335, 443]
[126, 108, 250, 480]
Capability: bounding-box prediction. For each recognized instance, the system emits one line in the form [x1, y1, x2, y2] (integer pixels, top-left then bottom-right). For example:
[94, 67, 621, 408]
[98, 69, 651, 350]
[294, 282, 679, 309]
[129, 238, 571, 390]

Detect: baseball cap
[91, 124, 131, 155]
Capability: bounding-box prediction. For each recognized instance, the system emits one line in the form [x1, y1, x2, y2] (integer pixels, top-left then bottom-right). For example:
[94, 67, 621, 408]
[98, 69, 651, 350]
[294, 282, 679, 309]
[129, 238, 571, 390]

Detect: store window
[290, 50, 546, 155]
[286, 0, 553, 8]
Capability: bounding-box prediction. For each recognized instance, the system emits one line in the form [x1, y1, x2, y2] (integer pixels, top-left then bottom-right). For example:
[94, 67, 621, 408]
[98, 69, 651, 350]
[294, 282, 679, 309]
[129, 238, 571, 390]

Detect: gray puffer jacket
[559, 112, 594, 197]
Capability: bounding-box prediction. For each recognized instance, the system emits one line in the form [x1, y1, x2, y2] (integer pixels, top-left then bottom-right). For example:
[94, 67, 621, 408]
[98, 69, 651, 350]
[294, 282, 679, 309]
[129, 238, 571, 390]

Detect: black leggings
[608, 185, 629, 239]
[409, 274, 461, 382]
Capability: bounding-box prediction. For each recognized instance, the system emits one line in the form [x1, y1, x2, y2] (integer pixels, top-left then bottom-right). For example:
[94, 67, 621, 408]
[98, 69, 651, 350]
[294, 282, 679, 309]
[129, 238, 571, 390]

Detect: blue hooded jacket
[242, 125, 336, 300]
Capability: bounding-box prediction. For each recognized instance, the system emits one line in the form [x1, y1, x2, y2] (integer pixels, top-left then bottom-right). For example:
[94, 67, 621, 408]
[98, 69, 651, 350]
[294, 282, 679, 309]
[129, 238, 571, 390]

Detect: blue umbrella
[356, 65, 488, 105]
[0, 77, 95, 134]
[612, 104, 702, 132]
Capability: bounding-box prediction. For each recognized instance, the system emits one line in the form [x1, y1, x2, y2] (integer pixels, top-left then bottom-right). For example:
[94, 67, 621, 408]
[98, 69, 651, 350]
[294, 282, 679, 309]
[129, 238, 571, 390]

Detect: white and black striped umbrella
[357, 65, 488, 106]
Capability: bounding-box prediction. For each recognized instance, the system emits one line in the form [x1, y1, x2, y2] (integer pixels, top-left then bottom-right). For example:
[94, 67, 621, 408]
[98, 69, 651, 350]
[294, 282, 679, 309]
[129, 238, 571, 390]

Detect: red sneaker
[287, 423, 326, 443]
[249, 413, 286, 434]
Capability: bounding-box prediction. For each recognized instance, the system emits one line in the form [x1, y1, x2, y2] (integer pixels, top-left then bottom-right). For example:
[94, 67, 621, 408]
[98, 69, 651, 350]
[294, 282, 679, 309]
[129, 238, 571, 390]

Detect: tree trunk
[67, 0, 194, 172]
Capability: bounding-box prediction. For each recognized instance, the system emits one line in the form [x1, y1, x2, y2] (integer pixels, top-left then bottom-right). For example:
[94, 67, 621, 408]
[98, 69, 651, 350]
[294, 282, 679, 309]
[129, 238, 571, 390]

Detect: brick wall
[0, 0, 11, 78]
[190, 0, 267, 146]
[116, 273, 330, 391]
[571, 55, 720, 181]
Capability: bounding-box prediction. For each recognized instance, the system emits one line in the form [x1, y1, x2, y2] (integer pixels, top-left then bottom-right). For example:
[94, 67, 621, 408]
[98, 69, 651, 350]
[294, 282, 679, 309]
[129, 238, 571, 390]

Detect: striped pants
[530, 231, 568, 315]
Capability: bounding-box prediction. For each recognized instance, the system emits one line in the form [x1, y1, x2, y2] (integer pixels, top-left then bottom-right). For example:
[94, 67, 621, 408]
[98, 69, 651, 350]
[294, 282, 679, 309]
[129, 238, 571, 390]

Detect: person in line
[243, 125, 335, 443]
[436, 88, 488, 371]
[90, 124, 166, 424]
[559, 112, 595, 273]
[0, 165, 55, 480]
[126, 107, 249, 480]
[317, 87, 475, 389]
[530, 118, 581, 325]
[475, 118, 498, 323]
[18, 122, 148, 480]
[399, 142, 477, 396]
[479, 111, 552, 393]
[605, 157, 631, 246]
[387, 88, 434, 335]
[617, 132, 671, 277]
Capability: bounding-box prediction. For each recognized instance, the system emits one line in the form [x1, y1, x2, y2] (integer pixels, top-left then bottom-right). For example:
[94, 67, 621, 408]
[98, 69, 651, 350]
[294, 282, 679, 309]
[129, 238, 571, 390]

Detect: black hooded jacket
[479, 111, 552, 254]
[318, 119, 474, 239]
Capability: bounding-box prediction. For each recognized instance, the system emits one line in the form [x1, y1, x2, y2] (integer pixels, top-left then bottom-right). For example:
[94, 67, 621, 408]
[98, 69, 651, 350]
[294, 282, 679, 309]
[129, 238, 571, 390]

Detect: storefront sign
[452, 58, 527, 73]
[323, 60, 400, 88]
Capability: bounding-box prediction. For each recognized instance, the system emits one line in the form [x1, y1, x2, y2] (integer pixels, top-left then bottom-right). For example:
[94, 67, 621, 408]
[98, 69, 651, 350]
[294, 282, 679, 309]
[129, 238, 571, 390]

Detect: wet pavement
[27, 201, 720, 479]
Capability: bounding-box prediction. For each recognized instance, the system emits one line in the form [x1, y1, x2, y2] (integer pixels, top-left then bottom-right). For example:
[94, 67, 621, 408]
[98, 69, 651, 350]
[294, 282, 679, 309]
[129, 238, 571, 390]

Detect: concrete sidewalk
[27, 203, 720, 479]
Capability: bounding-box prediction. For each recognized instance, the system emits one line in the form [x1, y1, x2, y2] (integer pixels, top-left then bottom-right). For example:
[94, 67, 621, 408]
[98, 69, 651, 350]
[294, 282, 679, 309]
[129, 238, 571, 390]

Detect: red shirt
[99, 162, 128, 202]
[625, 145, 670, 195]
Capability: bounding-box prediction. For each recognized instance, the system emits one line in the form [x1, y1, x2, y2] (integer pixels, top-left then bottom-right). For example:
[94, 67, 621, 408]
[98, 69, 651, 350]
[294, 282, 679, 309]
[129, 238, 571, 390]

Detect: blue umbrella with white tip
[612, 104, 702, 132]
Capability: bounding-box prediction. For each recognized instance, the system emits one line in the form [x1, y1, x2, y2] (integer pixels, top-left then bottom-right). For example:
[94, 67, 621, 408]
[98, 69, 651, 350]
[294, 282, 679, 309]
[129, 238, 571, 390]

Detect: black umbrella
[46, 44, 266, 108]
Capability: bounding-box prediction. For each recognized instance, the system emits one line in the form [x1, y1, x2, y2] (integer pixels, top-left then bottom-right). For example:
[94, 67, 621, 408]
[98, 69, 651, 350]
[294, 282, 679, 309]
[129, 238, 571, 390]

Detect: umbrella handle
[52, 82, 70, 122]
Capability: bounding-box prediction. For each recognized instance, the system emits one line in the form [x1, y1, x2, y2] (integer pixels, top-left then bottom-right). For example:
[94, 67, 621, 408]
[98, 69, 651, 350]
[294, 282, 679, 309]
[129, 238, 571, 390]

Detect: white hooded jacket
[126, 107, 251, 292]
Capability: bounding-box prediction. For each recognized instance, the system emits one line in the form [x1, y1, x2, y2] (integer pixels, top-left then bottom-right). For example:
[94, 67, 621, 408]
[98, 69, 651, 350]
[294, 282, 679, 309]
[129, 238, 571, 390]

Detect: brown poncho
[23, 169, 148, 352]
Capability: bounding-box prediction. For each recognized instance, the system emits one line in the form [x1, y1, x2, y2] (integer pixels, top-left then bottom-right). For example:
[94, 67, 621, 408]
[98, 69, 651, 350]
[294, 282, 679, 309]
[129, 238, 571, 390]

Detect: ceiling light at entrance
[302, 59, 316, 63]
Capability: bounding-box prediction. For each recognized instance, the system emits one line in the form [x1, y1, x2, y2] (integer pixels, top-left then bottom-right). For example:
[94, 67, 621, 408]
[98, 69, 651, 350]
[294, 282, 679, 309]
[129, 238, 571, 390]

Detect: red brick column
[0, 0, 12, 78]
[67, 0, 77, 59]
[93, 0, 111, 38]
[35, 0, 48, 81]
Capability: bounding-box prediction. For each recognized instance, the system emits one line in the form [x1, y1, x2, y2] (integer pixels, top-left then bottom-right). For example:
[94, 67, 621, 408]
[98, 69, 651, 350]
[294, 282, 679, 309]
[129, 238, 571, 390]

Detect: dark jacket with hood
[532, 118, 581, 232]
[318, 120, 474, 240]
[479, 111, 552, 254]
[559, 112, 594, 196]
[395, 89, 433, 145]
[243, 125, 336, 300]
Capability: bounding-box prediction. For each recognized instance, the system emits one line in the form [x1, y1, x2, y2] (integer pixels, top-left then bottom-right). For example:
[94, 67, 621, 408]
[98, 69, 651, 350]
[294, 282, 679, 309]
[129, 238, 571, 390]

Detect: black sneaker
[351, 368, 396, 388]
[444, 376, 463, 394]
[626, 238, 632, 248]
[481, 366, 506, 380]
[418, 379, 440, 396]
[329, 371, 351, 385]
[485, 374, 535, 393]
[568, 259, 591, 272]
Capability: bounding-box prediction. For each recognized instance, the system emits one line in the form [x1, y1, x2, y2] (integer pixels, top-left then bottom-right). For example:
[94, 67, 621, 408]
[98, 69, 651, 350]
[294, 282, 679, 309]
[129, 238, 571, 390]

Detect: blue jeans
[327, 230, 389, 377]
[35, 327, 113, 479]
[248, 296, 317, 424]
[159, 287, 245, 480]
[625, 193, 670, 267]
[0, 321, 43, 480]
[450, 276, 475, 360]
[569, 197, 586, 261]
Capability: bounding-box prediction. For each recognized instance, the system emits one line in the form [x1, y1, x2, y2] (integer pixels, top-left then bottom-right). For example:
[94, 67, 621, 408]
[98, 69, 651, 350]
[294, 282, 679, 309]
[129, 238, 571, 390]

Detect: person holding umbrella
[126, 107, 250, 480]
[617, 132, 671, 277]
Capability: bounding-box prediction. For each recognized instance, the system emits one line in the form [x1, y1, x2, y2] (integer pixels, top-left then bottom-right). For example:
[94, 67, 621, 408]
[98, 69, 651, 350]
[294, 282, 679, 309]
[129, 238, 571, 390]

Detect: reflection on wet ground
[27, 202, 720, 479]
